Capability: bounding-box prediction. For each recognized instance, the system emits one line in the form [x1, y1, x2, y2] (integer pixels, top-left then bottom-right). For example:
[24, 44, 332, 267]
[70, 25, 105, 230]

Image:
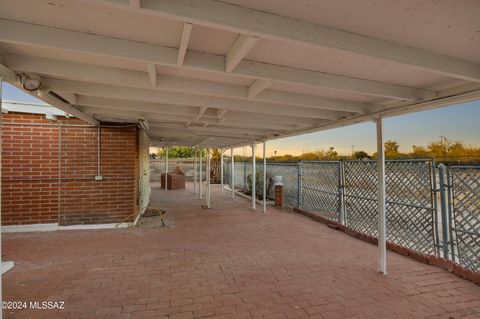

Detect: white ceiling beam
[194, 107, 207, 122]
[0, 19, 431, 100]
[248, 79, 272, 99]
[150, 123, 277, 135]
[221, 118, 298, 131]
[148, 127, 262, 139]
[4, 54, 367, 113]
[216, 109, 228, 118]
[0, 63, 98, 125]
[193, 137, 211, 147]
[225, 34, 258, 73]
[146, 63, 156, 87]
[80, 106, 198, 123]
[223, 111, 318, 126]
[75, 95, 199, 116]
[215, 109, 228, 126]
[83, 106, 299, 131]
[43, 78, 348, 120]
[85, 0, 480, 82]
[39, 91, 99, 125]
[74, 95, 317, 127]
[232, 60, 433, 101]
[177, 23, 192, 65]
[186, 106, 207, 126]
[55, 92, 77, 104]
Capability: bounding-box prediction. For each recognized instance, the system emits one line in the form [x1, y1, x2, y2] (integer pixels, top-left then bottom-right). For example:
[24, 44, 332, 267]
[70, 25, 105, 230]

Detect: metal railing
[445, 166, 480, 272]
[220, 158, 479, 273]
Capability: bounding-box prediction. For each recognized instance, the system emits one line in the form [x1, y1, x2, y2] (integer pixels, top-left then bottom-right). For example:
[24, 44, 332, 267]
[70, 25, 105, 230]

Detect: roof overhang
[0, 0, 479, 148]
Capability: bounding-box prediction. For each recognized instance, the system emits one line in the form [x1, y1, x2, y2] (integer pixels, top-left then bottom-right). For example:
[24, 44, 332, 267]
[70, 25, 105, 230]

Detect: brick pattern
[2, 183, 480, 319]
[1, 112, 139, 225]
[294, 207, 480, 285]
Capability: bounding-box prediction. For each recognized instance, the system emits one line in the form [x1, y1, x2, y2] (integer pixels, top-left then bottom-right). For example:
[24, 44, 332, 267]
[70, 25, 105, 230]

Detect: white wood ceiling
[0, 0, 479, 147]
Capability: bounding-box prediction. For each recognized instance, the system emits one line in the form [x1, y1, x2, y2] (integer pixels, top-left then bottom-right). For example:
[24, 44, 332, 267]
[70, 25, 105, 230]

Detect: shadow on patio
[3, 182, 480, 319]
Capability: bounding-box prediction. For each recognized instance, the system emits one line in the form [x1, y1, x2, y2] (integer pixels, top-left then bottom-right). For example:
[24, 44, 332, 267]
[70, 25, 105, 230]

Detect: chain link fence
[300, 161, 341, 223]
[222, 159, 298, 206]
[447, 166, 480, 272]
[343, 160, 437, 255]
[219, 158, 478, 273]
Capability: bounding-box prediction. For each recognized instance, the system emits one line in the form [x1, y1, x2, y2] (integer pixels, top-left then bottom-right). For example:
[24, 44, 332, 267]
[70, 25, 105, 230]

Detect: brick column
[274, 185, 284, 208]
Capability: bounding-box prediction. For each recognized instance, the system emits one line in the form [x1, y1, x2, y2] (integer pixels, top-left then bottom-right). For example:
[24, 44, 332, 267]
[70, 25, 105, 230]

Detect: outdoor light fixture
[137, 119, 149, 130]
[18, 73, 42, 91]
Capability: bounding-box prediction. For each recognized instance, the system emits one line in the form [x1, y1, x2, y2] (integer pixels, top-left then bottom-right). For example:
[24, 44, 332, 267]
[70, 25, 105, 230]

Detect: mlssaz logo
[29, 301, 65, 310]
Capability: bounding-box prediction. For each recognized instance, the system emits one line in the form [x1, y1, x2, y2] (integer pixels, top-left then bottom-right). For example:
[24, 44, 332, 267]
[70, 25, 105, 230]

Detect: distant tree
[298, 152, 319, 161]
[352, 151, 370, 160]
[384, 140, 399, 153]
[269, 154, 296, 162]
[326, 147, 339, 160]
[411, 138, 480, 164]
[383, 140, 408, 159]
[157, 146, 203, 158]
[411, 145, 429, 157]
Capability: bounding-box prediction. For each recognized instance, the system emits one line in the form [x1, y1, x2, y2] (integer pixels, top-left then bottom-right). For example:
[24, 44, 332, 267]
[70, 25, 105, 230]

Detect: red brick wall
[1, 112, 139, 226]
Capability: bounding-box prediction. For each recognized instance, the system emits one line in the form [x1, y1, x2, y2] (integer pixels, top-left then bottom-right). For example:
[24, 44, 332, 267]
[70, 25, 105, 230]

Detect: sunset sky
[3, 82, 480, 157]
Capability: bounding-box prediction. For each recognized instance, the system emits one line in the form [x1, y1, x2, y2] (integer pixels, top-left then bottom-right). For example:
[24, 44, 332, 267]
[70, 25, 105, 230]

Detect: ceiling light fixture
[18, 73, 42, 91]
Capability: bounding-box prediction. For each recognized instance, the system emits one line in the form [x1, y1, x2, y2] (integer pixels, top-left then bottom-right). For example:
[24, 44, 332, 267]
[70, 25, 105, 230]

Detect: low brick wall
[1, 112, 140, 226]
[293, 207, 480, 285]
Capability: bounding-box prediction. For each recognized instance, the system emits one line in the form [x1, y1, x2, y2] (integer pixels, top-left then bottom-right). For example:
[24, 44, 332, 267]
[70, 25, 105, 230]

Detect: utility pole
[440, 136, 447, 155]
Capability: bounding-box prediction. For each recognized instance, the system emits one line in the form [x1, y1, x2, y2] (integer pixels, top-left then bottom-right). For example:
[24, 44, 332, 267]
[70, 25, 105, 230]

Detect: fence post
[220, 149, 224, 191]
[446, 168, 456, 262]
[338, 161, 345, 225]
[297, 161, 303, 208]
[438, 164, 450, 259]
[430, 159, 440, 256]
[244, 161, 247, 192]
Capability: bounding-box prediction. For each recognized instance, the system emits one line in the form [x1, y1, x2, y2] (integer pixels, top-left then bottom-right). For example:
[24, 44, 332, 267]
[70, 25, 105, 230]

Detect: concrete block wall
[150, 159, 197, 182]
[1, 112, 140, 226]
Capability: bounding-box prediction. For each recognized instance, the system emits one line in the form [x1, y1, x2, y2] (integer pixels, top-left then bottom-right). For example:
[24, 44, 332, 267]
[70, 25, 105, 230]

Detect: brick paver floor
[3, 182, 480, 319]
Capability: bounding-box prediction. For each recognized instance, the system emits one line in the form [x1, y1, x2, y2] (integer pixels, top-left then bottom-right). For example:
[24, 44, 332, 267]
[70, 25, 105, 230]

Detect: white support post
[220, 149, 224, 191]
[193, 149, 198, 194]
[231, 147, 234, 198]
[376, 117, 387, 274]
[199, 148, 203, 199]
[207, 148, 211, 208]
[252, 143, 256, 210]
[164, 146, 169, 191]
[263, 141, 267, 213]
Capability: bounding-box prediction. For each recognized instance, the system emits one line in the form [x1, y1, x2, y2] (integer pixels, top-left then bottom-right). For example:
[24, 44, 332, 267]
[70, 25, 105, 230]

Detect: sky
[3, 82, 479, 156]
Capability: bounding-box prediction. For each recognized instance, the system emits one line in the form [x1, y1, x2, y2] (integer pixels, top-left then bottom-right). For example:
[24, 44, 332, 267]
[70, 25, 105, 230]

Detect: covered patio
[1, 0, 480, 318]
[3, 183, 480, 319]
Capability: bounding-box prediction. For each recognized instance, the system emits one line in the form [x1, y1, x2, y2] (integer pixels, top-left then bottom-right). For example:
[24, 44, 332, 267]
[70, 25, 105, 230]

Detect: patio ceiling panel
[78, 0, 480, 81]
[0, 0, 478, 148]
[41, 78, 352, 120]
[3, 54, 367, 113]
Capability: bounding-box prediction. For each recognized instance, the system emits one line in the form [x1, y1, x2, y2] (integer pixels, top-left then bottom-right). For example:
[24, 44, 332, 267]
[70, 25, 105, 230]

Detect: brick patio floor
[3, 182, 480, 319]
